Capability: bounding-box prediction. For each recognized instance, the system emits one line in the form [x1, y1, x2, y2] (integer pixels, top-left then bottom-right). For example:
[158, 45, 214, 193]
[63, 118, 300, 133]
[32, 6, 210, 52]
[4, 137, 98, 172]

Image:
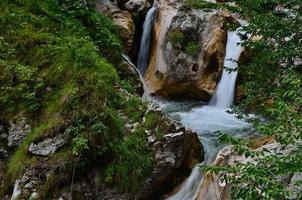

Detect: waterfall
[210, 29, 243, 108]
[122, 54, 150, 99]
[166, 28, 248, 200]
[137, 6, 157, 74]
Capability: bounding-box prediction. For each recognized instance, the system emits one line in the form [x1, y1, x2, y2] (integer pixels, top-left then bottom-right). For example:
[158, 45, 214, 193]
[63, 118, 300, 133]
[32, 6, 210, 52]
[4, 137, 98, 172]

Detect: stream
[124, 4, 254, 200]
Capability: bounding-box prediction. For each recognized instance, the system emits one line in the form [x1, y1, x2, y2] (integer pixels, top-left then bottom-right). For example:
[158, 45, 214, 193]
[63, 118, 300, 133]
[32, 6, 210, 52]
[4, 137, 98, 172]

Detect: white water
[122, 54, 150, 100]
[210, 30, 243, 108]
[137, 6, 157, 74]
[166, 28, 250, 200]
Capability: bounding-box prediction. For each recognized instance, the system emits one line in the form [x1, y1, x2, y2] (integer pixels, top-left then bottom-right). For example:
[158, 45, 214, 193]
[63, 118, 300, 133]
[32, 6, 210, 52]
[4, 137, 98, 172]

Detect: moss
[168, 28, 184, 47]
[185, 41, 201, 57]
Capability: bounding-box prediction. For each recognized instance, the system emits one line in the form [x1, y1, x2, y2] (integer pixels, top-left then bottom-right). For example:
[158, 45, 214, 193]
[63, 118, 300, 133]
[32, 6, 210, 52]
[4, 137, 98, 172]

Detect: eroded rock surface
[7, 118, 30, 147]
[125, 0, 151, 14]
[145, 7, 232, 100]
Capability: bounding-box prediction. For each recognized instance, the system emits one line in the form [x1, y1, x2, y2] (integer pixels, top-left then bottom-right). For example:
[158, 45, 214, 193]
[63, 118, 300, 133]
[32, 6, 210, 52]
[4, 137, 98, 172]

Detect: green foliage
[72, 136, 89, 156]
[0, 0, 154, 197]
[168, 28, 184, 46]
[203, 0, 302, 199]
[168, 28, 201, 57]
[185, 42, 200, 57]
[0, 61, 44, 116]
[65, 110, 153, 192]
[104, 128, 154, 192]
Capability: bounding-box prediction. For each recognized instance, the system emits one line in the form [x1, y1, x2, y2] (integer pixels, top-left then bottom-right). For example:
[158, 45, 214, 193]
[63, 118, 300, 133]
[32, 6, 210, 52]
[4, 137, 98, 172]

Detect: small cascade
[210, 29, 244, 108]
[123, 2, 251, 199]
[122, 54, 150, 99]
[137, 6, 157, 74]
[166, 27, 249, 200]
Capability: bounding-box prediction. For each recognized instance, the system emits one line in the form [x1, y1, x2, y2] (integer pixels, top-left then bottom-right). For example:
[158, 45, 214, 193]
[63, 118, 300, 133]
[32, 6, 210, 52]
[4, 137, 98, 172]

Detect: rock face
[96, 2, 136, 53]
[28, 134, 68, 156]
[136, 111, 204, 200]
[145, 7, 230, 100]
[125, 0, 151, 14]
[7, 118, 30, 147]
[10, 167, 47, 200]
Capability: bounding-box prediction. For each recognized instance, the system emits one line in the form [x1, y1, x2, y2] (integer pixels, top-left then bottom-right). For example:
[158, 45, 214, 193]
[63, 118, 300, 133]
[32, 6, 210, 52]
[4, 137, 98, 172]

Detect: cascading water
[137, 6, 157, 74]
[122, 54, 150, 99]
[123, 2, 251, 199]
[165, 27, 251, 200]
[210, 30, 243, 108]
[122, 6, 158, 99]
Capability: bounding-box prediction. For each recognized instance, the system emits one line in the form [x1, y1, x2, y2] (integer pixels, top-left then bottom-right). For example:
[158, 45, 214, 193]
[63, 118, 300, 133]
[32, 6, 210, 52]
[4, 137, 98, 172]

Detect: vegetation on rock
[0, 0, 154, 198]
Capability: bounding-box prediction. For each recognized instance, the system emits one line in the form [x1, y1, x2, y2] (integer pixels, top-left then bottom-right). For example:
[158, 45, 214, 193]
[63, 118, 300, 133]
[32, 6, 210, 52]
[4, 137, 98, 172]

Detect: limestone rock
[145, 8, 231, 100]
[7, 118, 30, 147]
[125, 0, 151, 14]
[136, 117, 204, 200]
[28, 134, 68, 156]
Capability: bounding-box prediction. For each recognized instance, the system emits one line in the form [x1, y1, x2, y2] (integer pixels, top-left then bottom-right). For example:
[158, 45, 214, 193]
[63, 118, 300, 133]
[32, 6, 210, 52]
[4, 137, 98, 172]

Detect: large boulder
[136, 110, 204, 200]
[125, 0, 151, 14]
[145, 8, 231, 100]
[96, 2, 136, 53]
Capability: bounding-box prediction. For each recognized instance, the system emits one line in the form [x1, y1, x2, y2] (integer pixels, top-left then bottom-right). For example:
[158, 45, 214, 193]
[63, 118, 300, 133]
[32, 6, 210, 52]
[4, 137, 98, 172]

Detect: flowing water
[122, 54, 150, 99]
[137, 6, 157, 74]
[210, 31, 243, 108]
[124, 6, 252, 199]
[165, 28, 251, 200]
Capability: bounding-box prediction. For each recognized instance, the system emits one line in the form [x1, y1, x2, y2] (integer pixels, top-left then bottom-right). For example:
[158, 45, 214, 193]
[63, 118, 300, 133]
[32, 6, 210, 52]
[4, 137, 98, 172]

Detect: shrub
[185, 41, 200, 57]
[168, 28, 184, 46]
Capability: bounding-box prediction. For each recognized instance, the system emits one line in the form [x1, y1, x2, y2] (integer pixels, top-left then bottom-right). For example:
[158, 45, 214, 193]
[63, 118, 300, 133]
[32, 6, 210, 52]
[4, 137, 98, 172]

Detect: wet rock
[125, 0, 151, 14]
[96, 2, 135, 53]
[7, 118, 30, 147]
[145, 8, 232, 100]
[28, 134, 68, 156]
